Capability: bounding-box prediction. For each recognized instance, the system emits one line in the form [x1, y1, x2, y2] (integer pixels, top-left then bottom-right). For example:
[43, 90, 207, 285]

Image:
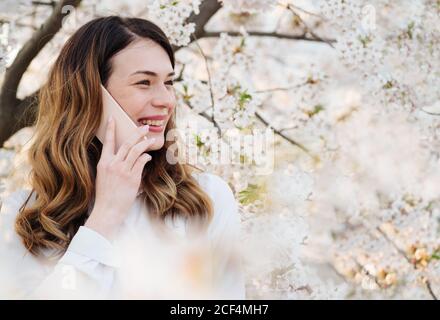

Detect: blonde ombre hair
[15, 16, 213, 257]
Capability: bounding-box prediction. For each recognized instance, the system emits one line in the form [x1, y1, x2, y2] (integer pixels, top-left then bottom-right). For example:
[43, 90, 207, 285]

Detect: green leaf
[238, 90, 252, 109]
[238, 183, 266, 205]
[193, 134, 204, 148]
[358, 35, 372, 48]
[407, 21, 415, 39]
[383, 80, 394, 89]
[306, 104, 324, 117]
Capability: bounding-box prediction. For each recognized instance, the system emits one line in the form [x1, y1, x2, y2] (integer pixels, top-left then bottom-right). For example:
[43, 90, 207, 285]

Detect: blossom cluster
[146, 0, 201, 46]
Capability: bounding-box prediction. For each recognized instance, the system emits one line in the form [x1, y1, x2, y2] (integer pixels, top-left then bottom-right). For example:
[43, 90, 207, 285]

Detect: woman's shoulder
[191, 171, 240, 235]
[192, 171, 236, 204]
[192, 170, 228, 186]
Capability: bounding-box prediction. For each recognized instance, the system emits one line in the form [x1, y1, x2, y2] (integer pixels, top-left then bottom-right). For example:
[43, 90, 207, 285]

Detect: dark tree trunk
[0, 0, 82, 147]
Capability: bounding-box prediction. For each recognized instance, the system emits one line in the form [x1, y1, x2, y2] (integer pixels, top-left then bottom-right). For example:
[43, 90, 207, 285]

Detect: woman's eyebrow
[130, 70, 175, 77]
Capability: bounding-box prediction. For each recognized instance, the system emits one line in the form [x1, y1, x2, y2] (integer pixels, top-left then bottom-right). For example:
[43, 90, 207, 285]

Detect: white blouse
[0, 172, 245, 299]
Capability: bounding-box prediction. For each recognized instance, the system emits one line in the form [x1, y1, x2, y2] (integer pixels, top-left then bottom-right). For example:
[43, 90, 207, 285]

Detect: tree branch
[253, 81, 310, 94]
[285, 4, 335, 48]
[31, 0, 57, 6]
[185, 100, 222, 135]
[1, 0, 82, 104]
[254, 111, 311, 155]
[376, 226, 438, 300]
[173, 0, 222, 52]
[0, 0, 82, 146]
[202, 31, 335, 44]
[283, 2, 323, 19]
[191, 32, 221, 136]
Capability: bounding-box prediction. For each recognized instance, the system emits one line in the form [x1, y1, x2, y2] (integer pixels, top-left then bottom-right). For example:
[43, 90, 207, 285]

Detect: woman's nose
[151, 85, 175, 109]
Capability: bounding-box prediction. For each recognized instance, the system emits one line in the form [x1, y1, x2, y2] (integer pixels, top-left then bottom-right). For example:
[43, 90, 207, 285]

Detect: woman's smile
[137, 110, 169, 133]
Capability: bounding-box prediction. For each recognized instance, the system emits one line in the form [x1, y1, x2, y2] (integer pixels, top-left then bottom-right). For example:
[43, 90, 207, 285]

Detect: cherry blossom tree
[1, 0, 439, 299]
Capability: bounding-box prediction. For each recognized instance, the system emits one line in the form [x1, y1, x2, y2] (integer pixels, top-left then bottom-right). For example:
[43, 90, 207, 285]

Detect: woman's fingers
[102, 116, 115, 158]
[131, 152, 152, 175]
[124, 137, 156, 170]
[114, 125, 150, 162]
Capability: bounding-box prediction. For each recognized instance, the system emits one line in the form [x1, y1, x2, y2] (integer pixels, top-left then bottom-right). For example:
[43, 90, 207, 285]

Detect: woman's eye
[136, 80, 173, 86]
[136, 80, 150, 86]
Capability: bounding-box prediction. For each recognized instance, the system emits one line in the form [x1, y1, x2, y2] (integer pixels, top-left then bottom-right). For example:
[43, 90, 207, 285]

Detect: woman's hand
[85, 116, 155, 239]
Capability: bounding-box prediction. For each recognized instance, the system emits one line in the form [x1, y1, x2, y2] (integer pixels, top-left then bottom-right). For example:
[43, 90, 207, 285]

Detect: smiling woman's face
[105, 38, 176, 151]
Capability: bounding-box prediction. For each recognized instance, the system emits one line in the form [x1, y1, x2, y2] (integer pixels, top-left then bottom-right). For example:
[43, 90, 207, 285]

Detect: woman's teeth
[139, 119, 165, 126]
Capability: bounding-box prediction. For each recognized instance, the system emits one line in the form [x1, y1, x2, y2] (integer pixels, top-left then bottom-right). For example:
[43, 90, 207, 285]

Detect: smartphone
[96, 84, 140, 152]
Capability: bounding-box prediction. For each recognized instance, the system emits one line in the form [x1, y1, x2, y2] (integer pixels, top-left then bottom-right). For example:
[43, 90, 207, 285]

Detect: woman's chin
[147, 140, 164, 151]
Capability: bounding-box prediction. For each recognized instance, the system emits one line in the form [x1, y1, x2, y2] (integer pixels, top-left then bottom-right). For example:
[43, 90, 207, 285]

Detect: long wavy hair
[15, 16, 214, 257]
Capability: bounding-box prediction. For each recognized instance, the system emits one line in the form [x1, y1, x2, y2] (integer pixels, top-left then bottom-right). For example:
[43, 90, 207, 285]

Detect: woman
[0, 16, 245, 299]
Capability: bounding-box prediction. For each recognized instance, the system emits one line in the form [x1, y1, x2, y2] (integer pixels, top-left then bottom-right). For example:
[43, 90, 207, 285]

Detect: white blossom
[146, 0, 201, 46]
